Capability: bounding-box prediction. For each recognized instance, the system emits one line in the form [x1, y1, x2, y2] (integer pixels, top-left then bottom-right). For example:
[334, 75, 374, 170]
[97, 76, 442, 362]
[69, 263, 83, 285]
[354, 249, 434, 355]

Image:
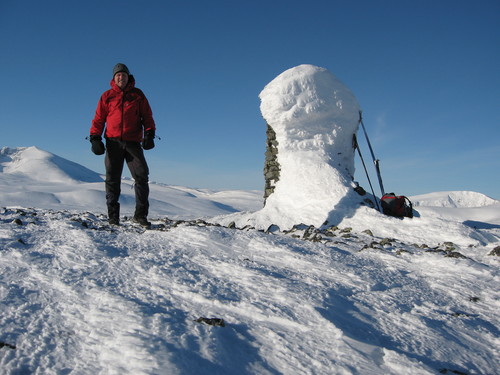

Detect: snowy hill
[0, 147, 499, 375]
[0, 146, 263, 218]
[0, 146, 102, 183]
[411, 191, 498, 208]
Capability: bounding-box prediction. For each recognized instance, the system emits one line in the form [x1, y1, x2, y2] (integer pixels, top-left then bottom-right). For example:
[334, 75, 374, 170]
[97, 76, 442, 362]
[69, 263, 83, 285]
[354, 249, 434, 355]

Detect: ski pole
[359, 111, 386, 197]
[353, 134, 382, 212]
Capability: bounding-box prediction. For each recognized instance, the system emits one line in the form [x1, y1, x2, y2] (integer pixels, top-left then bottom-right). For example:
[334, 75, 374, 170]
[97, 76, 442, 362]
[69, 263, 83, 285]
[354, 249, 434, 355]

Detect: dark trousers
[105, 139, 150, 219]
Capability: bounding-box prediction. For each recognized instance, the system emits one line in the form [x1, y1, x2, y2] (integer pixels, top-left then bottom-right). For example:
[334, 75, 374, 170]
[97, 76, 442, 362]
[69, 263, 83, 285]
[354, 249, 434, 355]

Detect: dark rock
[445, 252, 468, 259]
[0, 341, 16, 350]
[439, 368, 468, 375]
[303, 226, 319, 239]
[322, 228, 337, 237]
[379, 238, 393, 246]
[354, 185, 366, 195]
[449, 311, 474, 318]
[310, 233, 323, 242]
[195, 317, 226, 327]
[263, 124, 281, 202]
[266, 224, 280, 234]
[396, 249, 411, 255]
[362, 198, 375, 208]
[488, 246, 500, 256]
[443, 242, 456, 251]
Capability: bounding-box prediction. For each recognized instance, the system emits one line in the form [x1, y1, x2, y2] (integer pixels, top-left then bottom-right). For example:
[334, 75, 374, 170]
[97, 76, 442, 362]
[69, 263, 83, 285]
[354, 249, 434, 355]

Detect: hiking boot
[109, 217, 120, 226]
[133, 216, 151, 228]
[107, 202, 120, 226]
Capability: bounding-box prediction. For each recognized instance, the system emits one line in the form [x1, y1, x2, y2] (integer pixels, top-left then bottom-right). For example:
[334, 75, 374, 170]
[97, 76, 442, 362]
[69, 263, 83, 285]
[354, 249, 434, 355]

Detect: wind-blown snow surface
[1, 147, 499, 375]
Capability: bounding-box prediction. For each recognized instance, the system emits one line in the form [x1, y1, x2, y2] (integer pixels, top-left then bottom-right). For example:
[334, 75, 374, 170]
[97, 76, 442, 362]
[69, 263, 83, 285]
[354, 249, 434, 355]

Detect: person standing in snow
[89, 63, 156, 227]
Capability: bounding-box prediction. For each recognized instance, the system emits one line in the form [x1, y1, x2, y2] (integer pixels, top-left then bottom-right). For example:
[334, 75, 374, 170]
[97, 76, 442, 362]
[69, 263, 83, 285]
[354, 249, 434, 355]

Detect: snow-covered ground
[0, 146, 499, 375]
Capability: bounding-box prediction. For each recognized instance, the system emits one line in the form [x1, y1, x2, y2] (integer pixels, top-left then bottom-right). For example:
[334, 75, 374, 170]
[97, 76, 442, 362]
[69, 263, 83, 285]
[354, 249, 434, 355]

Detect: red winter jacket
[90, 75, 156, 142]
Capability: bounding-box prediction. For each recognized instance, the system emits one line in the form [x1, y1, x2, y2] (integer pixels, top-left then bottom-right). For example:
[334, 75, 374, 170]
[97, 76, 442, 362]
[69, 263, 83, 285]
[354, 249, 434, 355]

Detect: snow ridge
[411, 191, 498, 208]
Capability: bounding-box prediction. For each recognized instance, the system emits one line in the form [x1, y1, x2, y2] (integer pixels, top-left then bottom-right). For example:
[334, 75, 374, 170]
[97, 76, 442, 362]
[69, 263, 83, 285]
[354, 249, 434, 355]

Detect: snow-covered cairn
[221, 64, 364, 230]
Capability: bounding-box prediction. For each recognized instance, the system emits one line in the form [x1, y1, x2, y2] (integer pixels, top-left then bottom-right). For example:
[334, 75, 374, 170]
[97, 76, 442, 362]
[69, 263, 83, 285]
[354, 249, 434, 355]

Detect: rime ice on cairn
[226, 64, 364, 230]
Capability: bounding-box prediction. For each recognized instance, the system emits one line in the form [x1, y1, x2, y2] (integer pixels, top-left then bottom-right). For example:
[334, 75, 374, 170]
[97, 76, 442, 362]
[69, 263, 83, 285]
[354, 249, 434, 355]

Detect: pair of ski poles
[354, 111, 385, 213]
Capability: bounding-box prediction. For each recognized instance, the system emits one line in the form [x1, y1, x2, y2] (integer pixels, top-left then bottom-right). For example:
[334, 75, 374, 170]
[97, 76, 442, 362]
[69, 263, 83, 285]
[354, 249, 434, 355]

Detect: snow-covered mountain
[0, 146, 499, 375]
[0, 146, 102, 183]
[0, 146, 263, 218]
[412, 191, 498, 208]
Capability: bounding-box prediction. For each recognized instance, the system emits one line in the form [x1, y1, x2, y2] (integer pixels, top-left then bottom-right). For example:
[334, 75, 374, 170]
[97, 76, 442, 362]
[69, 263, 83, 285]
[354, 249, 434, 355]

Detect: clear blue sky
[1, 0, 499, 199]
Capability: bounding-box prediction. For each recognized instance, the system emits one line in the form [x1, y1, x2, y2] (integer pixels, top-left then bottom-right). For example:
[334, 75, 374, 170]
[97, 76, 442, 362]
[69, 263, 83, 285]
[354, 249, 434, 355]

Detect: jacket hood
[110, 74, 136, 92]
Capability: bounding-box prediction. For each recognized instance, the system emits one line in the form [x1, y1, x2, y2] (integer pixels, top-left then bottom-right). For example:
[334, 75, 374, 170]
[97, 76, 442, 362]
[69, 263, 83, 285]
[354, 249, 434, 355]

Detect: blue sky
[1, 0, 499, 199]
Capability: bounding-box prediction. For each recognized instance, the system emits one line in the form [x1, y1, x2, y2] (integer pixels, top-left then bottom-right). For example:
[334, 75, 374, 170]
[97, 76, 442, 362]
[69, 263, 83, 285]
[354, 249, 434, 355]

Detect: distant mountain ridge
[0, 146, 263, 217]
[410, 191, 498, 208]
[1, 145, 497, 212]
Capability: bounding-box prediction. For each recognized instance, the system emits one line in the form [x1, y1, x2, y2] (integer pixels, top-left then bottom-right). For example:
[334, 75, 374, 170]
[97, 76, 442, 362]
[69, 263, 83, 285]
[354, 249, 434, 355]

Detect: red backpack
[381, 193, 413, 218]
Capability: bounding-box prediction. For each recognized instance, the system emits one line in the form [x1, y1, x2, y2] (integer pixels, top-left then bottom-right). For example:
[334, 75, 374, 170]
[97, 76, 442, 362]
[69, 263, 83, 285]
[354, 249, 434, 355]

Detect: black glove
[90, 135, 105, 155]
[142, 130, 155, 150]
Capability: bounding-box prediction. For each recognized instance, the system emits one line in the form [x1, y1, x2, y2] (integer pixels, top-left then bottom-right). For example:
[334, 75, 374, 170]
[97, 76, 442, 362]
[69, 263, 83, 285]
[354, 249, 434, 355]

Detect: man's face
[114, 72, 129, 89]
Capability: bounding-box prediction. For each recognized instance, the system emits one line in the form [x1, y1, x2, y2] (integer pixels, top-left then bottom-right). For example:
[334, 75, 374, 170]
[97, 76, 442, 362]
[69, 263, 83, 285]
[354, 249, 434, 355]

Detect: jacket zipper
[120, 91, 125, 140]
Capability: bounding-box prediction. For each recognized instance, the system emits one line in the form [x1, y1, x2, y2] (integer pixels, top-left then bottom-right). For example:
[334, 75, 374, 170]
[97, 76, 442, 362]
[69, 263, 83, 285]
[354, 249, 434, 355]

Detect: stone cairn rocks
[263, 124, 280, 203]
